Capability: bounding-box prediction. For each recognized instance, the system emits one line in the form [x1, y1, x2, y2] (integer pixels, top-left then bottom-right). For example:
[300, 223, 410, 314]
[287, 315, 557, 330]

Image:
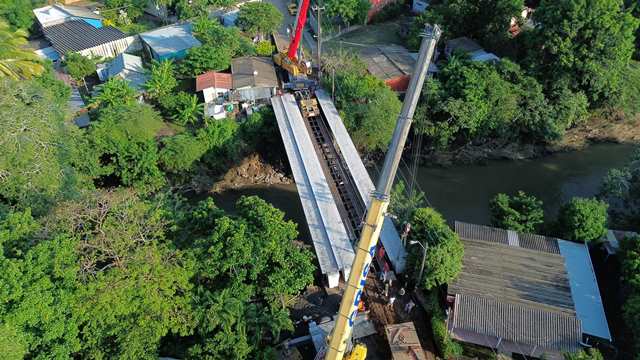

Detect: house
[33, 4, 135, 59]
[231, 57, 278, 102]
[385, 322, 427, 360]
[445, 37, 500, 63]
[33, 4, 102, 29]
[447, 222, 611, 360]
[359, 44, 438, 92]
[97, 53, 149, 91]
[140, 23, 202, 61]
[412, 0, 429, 13]
[196, 71, 233, 103]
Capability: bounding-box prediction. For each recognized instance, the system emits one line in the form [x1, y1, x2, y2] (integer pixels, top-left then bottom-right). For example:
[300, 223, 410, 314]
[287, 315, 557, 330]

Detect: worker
[388, 296, 396, 307]
[404, 299, 415, 314]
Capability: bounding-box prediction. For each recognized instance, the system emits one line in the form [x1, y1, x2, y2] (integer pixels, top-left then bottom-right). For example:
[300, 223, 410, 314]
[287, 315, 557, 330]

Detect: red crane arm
[287, 0, 310, 60]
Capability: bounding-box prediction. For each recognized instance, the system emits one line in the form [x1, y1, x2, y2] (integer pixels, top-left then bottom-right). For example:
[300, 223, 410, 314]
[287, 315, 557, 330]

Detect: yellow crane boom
[324, 24, 441, 360]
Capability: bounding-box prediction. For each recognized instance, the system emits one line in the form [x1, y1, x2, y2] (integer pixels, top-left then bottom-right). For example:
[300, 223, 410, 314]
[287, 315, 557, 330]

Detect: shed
[385, 322, 427, 360]
[231, 57, 278, 102]
[447, 222, 611, 360]
[97, 53, 148, 91]
[140, 23, 202, 61]
[41, 20, 133, 58]
[359, 44, 438, 92]
[196, 71, 233, 103]
[445, 37, 500, 63]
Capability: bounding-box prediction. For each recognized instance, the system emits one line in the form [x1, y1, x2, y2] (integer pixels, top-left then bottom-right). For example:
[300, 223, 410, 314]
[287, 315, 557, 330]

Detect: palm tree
[171, 92, 203, 126]
[145, 60, 177, 100]
[0, 20, 44, 80]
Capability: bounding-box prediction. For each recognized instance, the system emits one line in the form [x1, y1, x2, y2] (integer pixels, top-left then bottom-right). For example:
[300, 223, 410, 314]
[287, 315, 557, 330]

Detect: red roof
[195, 71, 233, 92]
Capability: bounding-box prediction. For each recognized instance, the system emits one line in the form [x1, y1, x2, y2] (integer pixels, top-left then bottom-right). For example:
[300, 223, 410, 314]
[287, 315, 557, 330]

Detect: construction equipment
[323, 24, 441, 360]
[343, 344, 367, 360]
[274, 0, 312, 77]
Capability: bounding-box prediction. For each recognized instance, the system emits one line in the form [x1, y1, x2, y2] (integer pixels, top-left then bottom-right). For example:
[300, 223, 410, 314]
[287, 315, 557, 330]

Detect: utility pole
[313, 2, 324, 80]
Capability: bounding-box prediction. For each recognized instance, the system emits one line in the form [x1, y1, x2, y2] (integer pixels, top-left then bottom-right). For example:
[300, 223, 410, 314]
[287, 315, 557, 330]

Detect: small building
[97, 53, 148, 91]
[33, 4, 102, 29]
[385, 322, 427, 360]
[445, 37, 500, 63]
[196, 71, 233, 103]
[140, 23, 202, 61]
[359, 44, 438, 92]
[447, 222, 611, 360]
[41, 20, 132, 59]
[412, 0, 429, 13]
[231, 56, 278, 102]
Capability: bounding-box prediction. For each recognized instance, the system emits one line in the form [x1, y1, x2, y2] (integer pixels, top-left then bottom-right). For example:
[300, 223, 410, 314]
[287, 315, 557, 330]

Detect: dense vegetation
[490, 191, 544, 233]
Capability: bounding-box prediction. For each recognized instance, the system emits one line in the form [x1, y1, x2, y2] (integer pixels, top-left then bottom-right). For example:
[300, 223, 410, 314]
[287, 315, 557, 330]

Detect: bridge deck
[271, 94, 355, 283]
[316, 89, 407, 273]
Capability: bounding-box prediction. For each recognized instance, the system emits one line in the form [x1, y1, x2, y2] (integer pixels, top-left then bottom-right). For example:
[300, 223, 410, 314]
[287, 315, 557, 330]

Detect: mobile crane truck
[274, 0, 312, 77]
[324, 24, 441, 360]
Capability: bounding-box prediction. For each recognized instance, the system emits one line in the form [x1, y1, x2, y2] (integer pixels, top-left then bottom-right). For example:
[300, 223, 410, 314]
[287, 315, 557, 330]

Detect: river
[211, 143, 637, 233]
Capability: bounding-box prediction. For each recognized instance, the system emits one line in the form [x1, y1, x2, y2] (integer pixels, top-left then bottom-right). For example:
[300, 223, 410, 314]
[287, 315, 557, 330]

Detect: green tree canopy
[145, 60, 177, 100]
[0, 20, 44, 79]
[527, 0, 639, 106]
[407, 207, 464, 290]
[0, 78, 80, 214]
[600, 149, 640, 227]
[237, 2, 282, 37]
[159, 133, 207, 173]
[322, 54, 401, 152]
[563, 349, 604, 360]
[0, 0, 39, 30]
[180, 45, 233, 76]
[407, 0, 522, 50]
[557, 197, 608, 243]
[490, 191, 544, 233]
[85, 103, 165, 191]
[325, 0, 370, 24]
[169, 91, 203, 126]
[91, 77, 138, 108]
[63, 52, 96, 82]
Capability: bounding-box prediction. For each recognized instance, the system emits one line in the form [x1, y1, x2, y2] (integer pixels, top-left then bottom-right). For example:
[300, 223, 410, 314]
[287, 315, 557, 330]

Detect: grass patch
[324, 19, 407, 54]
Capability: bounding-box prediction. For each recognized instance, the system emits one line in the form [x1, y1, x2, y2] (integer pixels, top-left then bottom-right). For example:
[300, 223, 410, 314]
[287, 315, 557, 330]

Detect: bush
[490, 191, 544, 233]
[557, 197, 608, 243]
[159, 133, 208, 173]
[255, 41, 274, 56]
[431, 311, 463, 358]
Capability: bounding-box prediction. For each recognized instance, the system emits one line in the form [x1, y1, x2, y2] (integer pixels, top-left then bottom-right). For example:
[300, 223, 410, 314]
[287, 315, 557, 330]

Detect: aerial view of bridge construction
[1, 0, 639, 359]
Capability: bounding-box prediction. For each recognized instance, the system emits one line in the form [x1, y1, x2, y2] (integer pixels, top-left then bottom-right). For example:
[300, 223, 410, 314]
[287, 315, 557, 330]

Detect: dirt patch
[211, 153, 292, 193]
[551, 113, 640, 151]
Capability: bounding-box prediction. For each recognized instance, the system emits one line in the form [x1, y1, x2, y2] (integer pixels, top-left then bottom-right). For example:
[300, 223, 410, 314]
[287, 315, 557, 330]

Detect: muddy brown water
[212, 143, 637, 230]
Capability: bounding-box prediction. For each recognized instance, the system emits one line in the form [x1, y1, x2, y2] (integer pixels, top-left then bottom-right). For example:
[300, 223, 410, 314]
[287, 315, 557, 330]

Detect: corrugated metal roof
[456, 222, 560, 254]
[452, 294, 582, 353]
[140, 23, 201, 57]
[316, 89, 406, 273]
[385, 322, 427, 360]
[43, 20, 126, 54]
[558, 240, 612, 340]
[33, 4, 101, 27]
[232, 56, 278, 89]
[196, 71, 233, 91]
[360, 44, 415, 81]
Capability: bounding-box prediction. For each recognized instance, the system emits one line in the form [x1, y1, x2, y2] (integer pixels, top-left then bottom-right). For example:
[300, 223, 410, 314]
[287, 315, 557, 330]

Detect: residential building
[196, 71, 233, 103]
[412, 0, 429, 13]
[97, 53, 149, 91]
[359, 44, 438, 92]
[445, 37, 500, 63]
[231, 57, 278, 102]
[447, 222, 611, 360]
[140, 23, 202, 61]
[33, 4, 136, 59]
[33, 4, 102, 29]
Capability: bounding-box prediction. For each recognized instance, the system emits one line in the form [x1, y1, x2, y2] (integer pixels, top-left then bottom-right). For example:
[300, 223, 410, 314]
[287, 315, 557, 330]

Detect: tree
[325, 0, 371, 24]
[91, 77, 138, 108]
[237, 2, 282, 38]
[0, 78, 79, 214]
[175, 0, 208, 20]
[180, 45, 233, 76]
[86, 103, 165, 191]
[599, 149, 640, 228]
[0, 20, 44, 79]
[323, 55, 401, 152]
[528, 0, 640, 106]
[255, 40, 274, 56]
[64, 52, 96, 92]
[557, 197, 608, 243]
[169, 91, 203, 126]
[390, 180, 426, 226]
[0, 0, 39, 30]
[159, 133, 207, 172]
[490, 191, 544, 233]
[103, 0, 147, 21]
[407, 207, 464, 290]
[407, 0, 522, 50]
[145, 60, 177, 100]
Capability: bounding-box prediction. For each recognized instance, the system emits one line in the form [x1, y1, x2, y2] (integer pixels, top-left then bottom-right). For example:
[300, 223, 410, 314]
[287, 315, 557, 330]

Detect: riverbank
[422, 114, 640, 166]
[211, 153, 292, 193]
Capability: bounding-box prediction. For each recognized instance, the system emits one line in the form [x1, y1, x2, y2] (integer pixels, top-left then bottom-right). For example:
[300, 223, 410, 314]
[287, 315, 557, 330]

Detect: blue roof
[558, 240, 612, 341]
[140, 23, 201, 58]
